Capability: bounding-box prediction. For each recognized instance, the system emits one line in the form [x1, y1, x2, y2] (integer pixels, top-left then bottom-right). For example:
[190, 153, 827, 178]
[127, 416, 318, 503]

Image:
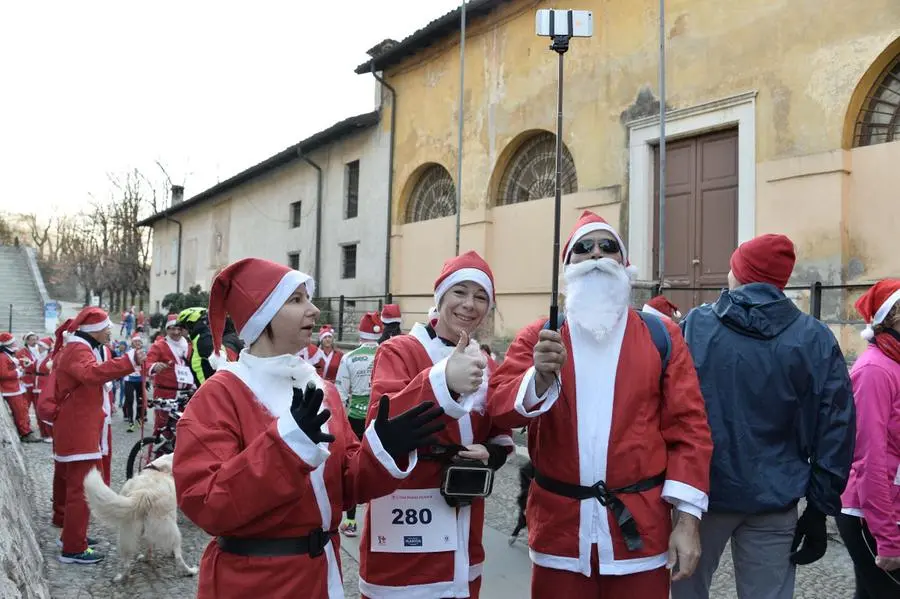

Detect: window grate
[290, 201, 302, 228]
[287, 252, 300, 270]
[345, 161, 359, 219]
[406, 164, 457, 223]
[853, 55, 900, 147]
[341, 244, 357, 279]
[496, 132, 577, 206]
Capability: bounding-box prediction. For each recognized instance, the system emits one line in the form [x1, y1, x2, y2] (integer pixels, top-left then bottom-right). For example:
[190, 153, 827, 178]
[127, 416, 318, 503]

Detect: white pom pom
[861, 325, 875, 341]
[208, 351, 225, 371]
[427, 306, 440, 323]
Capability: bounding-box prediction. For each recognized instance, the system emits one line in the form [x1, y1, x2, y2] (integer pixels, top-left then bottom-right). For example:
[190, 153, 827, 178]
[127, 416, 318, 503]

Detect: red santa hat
[131, 332, 143, 344]
[381, 303, 402, 324]
[359, 312, 382, 341]
[855, 279, 900, 340]
[318, 324, 334, 339]
[208, 258, 315, 356]
[38, 337, 52, 350]
[22, 332, 38, 342]
[562, 210, 630, 265]
[0, 332, 14, 347]
[729, 234, 796, 290]
[432, 250, 495, 317]
[52, 306, 112, 354]
[642, 295, 682, 320]
[165, 313, 179, 329]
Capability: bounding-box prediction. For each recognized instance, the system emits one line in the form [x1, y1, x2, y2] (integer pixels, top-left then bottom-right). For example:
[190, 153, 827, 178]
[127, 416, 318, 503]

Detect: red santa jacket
[173, 355, 416, 599]
[299, 343, 326, 374]
[0, 350, 25, 397]
[358, 323, 513, 599]
[318, 349, 343, 382]
[146, 336, 193, 399]
[488, 311, 712, 577]
[16, 346, 41, 388]
[52, 335, 135, 460]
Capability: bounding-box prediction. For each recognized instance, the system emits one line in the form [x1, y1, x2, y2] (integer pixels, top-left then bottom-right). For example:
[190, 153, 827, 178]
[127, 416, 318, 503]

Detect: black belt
[216, 528, 336, 558]
[534, 470, 666, 552]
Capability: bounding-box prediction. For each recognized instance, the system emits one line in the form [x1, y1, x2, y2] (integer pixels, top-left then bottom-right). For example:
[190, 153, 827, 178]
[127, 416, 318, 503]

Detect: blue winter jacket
[681, 283, 855, 515]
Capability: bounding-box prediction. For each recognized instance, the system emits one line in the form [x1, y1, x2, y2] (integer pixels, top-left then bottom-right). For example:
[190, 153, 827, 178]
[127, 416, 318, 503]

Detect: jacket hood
[713, 283, 802, 339]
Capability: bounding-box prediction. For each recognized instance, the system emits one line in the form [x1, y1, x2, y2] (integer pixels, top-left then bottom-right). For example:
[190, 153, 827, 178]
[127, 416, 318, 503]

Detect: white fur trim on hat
[874, 289, 900, 327]
[359, 331, 381, 341]
[78, 318, 112, 333]
[641, 304, 671, 321]
[319, 329, 334, 339]
[381, 317, 402, 324]
[566, 222, 627, 264]
[240, 269, 313, 346]
[434, 267, 494, 309]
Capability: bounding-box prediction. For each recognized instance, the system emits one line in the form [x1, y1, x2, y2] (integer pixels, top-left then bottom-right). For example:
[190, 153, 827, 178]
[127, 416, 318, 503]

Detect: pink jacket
[841, 343, 900, 557]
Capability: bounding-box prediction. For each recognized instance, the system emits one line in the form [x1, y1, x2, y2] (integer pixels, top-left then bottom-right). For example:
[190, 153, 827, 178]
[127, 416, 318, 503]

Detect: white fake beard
[563, 258, 636, 343]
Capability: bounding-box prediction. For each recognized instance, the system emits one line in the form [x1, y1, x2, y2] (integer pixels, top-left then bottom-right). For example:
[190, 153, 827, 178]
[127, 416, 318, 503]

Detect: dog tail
[83, 468, 152, 526]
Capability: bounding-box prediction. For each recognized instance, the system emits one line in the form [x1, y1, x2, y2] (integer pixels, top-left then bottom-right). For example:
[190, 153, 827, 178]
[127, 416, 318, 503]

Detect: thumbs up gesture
[445, 330, 487, 395]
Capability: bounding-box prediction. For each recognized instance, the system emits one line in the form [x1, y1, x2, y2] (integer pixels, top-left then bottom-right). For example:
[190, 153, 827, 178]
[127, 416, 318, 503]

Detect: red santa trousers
[59, 459, 101, 554]
[52, 461, 66, 528]
[532, 548, 670, 599]
[362, 577, 481, 599]
[28, 390, 52, 437]
[5, 393, 33, 437]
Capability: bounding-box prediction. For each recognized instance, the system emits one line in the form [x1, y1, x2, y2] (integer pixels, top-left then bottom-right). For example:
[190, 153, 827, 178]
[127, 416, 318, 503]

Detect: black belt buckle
[308, 527, 327, 558]
[590, 480, 610, 506]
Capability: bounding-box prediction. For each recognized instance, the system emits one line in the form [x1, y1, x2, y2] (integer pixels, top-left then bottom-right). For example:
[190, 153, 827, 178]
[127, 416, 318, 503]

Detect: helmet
[177, 307, 207, 327]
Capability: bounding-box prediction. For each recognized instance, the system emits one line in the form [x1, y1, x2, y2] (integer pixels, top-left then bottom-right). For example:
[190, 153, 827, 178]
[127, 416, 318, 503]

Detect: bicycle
[125, 389, 193, 480]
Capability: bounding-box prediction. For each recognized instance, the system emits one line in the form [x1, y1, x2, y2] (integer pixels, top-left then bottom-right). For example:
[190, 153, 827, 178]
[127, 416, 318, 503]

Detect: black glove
[290, 382, 335, 445]
[485, 443, 509, 471]
[790, 504, 828, 565]
[373, 396, 446, 459]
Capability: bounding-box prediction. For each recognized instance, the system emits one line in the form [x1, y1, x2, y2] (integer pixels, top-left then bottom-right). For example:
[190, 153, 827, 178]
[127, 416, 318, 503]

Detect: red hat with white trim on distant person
[52, 306, 112, 353]
[358, 312, 382, 342]
[318, 325, 334, 339]
[381, 304, 402, 324]
[642, 295, 682, 321]
[0, 332, 15, 347]
[207, 258, 316, 358]
[855, 278, 900, 340]
[432, 250, 496, 313]
[729, 234, 796, 290]
[165, 313, 179, 329]
[38, 337, 52, 350]
[562, 210, 630, 266]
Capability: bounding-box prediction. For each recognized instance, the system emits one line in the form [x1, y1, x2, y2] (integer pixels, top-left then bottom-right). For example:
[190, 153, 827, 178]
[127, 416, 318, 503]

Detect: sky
[0, 0, 464, 219]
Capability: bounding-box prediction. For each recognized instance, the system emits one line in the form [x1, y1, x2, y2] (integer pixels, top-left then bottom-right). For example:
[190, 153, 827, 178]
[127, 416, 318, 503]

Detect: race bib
[369, 489, 458, 553]
[174, 364, 194, 385]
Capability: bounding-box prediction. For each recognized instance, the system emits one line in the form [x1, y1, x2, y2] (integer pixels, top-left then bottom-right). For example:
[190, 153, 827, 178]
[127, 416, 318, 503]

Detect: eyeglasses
[571, 237, 621, 256]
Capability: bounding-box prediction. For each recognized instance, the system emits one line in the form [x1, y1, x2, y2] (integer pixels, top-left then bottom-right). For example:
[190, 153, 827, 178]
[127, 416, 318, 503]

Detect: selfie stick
[539, 10, 590, 331]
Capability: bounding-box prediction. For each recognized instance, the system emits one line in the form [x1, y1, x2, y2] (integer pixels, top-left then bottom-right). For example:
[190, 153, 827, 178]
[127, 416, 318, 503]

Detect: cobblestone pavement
[24, 415, 858, 598]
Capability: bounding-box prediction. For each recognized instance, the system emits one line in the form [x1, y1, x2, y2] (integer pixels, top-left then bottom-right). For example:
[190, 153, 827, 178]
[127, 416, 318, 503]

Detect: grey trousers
[670, 506, 798, 599]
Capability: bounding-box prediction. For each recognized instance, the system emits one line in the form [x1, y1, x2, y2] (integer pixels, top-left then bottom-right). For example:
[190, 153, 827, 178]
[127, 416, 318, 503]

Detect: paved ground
[22, 414, 858, 598]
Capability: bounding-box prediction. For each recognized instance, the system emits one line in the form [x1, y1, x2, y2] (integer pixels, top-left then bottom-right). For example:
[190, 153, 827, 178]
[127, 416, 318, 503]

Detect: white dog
[83, 453, 198, 582]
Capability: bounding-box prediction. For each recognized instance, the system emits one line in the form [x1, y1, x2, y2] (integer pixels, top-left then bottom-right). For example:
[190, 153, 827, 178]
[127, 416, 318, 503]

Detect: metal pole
[548, 43, 567, 331]
[455, 0, 467, 256]
[657, 0, 667, 288]
[8, 304, 11, 331]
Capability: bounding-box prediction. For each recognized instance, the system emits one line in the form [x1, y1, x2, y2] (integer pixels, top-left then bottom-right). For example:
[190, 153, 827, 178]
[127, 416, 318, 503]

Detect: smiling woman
[171, 257, 446, 599]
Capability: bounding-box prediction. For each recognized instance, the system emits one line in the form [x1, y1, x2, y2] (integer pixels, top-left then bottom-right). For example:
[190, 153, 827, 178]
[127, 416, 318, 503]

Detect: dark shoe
[20, 432, 42, 443]
[58, 547, 105, 564]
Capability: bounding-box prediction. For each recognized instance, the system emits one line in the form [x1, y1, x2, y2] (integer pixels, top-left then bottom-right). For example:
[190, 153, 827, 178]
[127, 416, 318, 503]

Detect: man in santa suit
[52, 307, 145, 564]
[488, 211, 713, 597]
[642, 295, 682, 322]
[17, 332, 42, 427]
[299, 338, 327, 373]
[317, 325, 343, 382]
[32, 337, 54, 441]
[146, 313, 195, 431]
[1, 332, 39, 442]
[173, 257, 445, 598]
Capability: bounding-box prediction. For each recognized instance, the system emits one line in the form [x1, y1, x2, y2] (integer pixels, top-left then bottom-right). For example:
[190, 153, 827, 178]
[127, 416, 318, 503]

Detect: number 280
[391, 508, 433, 525]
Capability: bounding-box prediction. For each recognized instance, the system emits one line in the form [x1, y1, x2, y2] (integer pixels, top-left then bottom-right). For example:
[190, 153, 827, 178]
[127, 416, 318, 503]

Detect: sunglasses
[571, 237, 621, 256]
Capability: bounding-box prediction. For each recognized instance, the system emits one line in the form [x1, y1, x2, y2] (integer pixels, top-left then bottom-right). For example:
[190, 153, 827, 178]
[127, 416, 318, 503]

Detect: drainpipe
[299, 152, 323, 287]
[370, 64, 396, 300]
[165, 215, 183, 294]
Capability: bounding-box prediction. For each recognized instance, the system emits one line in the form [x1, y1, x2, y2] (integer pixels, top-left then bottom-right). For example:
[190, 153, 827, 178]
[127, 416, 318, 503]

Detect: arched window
[853, 54, 900, 147]
[496, 132, 577, 206]
[405, 164, 457, 223]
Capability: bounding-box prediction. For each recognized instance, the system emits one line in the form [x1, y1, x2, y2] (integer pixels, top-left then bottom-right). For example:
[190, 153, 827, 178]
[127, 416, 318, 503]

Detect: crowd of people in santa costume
[9, 207, 898, 598]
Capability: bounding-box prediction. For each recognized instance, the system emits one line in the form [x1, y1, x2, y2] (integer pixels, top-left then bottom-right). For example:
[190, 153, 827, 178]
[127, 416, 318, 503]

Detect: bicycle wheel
[125, 436, 158, 480]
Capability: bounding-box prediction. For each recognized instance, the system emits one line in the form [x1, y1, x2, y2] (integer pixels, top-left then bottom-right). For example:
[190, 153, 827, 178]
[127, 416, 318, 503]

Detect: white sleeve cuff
[487, 434, 515, 447]
[276, 415, 330, 469]
[365, 421, 418, 479]
[662, 479, 708, 518]
[428, 357, 467, 419]
[127, 350, 138, 370]
[513, 366, 560, 417]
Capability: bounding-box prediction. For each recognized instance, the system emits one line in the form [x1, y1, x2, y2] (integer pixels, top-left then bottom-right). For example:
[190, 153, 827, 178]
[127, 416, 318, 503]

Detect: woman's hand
[445, 331, 486, 395]
[456, 444, 489, 464]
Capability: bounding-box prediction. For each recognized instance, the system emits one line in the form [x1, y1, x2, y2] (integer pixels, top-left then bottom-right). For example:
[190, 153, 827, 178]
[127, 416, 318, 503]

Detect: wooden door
[653, 128, 738, 311]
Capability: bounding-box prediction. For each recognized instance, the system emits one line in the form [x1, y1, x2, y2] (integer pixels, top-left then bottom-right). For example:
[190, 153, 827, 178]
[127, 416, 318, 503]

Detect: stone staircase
[0, 246, 49, 335]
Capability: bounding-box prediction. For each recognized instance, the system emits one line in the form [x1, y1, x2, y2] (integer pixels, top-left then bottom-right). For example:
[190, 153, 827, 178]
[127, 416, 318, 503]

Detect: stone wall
[0, 406, 50, 598]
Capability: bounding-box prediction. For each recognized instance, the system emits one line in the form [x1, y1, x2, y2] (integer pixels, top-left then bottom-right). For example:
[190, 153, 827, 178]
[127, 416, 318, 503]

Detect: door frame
[627, 90, 758, 280]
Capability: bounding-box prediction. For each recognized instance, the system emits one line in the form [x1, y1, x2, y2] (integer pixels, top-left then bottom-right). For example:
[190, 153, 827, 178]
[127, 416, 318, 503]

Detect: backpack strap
[543, 311, 671, 374]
